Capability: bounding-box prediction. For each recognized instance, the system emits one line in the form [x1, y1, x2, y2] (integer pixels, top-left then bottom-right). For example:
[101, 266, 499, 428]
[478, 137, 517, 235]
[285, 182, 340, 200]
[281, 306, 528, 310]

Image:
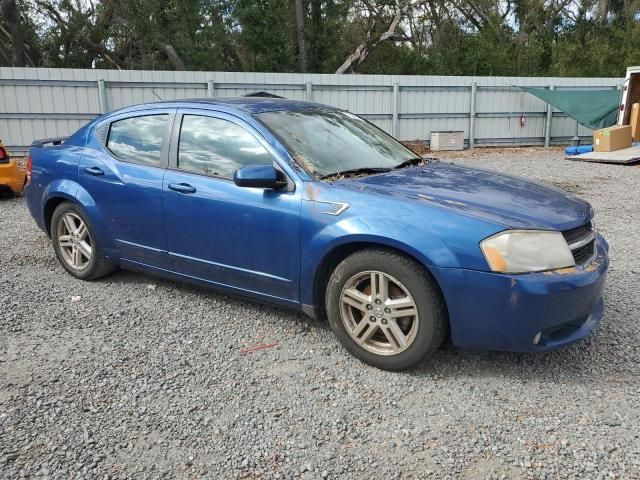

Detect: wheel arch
[309, 240, 450, 323]
[42, 183, 104, 243]
[43, 196, 74, 236]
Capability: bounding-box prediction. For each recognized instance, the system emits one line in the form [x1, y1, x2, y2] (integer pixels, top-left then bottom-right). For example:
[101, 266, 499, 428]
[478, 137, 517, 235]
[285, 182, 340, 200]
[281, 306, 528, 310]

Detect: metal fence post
[392, 82, 400, 138]
[469, 81, 477, 148]
[544, 84, 554, 147]
[306, 81, 313, 101]
[97, 79, 108, 113]
[207, 80, 216, 97]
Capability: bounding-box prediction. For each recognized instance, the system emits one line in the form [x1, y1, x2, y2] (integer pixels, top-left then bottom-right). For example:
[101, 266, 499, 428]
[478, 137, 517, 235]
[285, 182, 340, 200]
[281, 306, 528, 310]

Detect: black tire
[326, 249, 447, 371]
[51, 202, 115, 280]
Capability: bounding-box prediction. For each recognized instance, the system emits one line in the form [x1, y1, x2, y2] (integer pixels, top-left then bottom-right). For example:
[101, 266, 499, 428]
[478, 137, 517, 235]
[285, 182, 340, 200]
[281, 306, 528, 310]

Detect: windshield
[255, 109, 418, 178]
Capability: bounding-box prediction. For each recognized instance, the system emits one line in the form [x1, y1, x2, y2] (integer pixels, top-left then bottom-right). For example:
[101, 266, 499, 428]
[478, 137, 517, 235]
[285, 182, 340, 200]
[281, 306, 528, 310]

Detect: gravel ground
[1, 147, 639, 479]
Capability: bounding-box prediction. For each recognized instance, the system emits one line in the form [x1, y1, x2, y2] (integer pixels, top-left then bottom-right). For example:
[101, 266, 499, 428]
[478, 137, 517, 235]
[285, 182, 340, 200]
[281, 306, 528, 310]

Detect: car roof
[115, 97, 334, 116]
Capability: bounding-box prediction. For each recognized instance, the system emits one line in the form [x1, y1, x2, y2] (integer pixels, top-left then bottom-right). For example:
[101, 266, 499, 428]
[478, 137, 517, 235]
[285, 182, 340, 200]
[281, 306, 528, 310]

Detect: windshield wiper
[320, 167, 392, 180]
[393, 157, 435, 170]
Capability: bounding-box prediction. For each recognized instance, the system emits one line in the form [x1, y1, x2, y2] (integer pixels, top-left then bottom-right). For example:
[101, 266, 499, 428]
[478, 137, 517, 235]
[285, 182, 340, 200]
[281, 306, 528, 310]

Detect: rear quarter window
[107, 115, 168, 166]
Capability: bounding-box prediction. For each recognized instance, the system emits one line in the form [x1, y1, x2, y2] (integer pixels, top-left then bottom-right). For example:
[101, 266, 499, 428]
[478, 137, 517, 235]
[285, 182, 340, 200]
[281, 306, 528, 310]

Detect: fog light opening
[532, 332, 542, 345]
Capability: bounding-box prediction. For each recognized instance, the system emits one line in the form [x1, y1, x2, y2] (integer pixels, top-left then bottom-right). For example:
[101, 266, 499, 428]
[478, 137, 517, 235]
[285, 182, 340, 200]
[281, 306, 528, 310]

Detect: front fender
[309, 216, 457, 268]
[300, 216, 484, 305]
[299, 215, 457, 306]
[298, 186, 505, 307]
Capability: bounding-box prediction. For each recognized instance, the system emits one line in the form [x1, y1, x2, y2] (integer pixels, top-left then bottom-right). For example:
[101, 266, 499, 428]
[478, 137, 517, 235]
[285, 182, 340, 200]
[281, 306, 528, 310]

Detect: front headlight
[480, 230, 575, 274]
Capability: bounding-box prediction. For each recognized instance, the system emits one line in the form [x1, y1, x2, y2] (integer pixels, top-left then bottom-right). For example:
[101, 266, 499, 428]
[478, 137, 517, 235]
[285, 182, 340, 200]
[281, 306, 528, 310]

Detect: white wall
[0, 67, 621, 152]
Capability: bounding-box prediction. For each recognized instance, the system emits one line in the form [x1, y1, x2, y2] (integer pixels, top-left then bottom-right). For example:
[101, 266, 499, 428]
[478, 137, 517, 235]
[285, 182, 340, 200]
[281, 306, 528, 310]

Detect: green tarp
[520, 87, 621, 130]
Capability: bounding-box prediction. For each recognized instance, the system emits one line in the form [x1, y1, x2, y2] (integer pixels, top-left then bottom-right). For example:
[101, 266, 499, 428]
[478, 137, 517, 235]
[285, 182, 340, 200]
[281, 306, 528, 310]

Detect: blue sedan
[25, 98, 608, 370]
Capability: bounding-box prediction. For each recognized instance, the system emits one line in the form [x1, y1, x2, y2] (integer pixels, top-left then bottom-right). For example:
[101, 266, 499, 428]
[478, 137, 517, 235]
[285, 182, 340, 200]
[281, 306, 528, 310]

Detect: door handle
[168, 182, 196, 194]
[84, 166, 104, 176]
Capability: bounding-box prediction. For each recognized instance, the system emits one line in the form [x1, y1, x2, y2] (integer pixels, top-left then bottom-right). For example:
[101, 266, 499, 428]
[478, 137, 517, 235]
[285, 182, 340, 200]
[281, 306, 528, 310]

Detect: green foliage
[359, 42, 433, 75]
[235, 0, 298, 72]
[2, 0, 640, 76]
[551, 18, 640, 77]
[306, 0, 352, 72]
[430, 24, 515, 76]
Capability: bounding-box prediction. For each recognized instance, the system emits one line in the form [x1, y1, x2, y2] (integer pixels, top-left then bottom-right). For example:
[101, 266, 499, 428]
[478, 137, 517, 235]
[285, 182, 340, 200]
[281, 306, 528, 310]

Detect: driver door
[162, 110, 301, 303]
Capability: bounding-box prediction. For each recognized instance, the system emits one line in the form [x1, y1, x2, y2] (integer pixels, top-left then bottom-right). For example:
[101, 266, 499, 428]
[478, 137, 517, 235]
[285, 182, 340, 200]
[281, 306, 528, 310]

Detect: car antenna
[151, 89, 163, 100]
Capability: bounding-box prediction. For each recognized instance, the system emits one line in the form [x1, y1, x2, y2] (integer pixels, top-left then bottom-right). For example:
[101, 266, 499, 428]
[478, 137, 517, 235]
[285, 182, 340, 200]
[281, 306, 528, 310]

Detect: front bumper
[430, 233, 609, 353]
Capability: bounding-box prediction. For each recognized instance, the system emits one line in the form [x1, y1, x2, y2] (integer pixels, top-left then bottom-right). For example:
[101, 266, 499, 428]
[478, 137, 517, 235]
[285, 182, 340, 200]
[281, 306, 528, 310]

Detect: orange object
[239, 343, 279, 354]
[482, 246, 507, 272]
[0, 140, 27, 195]
[630, 103, 640, 141]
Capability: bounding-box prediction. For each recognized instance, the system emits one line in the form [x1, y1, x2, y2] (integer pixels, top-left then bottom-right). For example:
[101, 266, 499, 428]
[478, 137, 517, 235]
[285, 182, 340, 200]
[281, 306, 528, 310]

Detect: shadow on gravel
[90, 268, 613, 383]
[103, 268, 332, 331]
[0, 191, 19, 200]
[409, 337, 612, 383]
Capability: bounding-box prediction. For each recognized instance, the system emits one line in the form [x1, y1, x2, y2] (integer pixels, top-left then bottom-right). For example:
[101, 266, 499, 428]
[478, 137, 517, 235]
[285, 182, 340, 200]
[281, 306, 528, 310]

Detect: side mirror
[233, 164, 288, 190]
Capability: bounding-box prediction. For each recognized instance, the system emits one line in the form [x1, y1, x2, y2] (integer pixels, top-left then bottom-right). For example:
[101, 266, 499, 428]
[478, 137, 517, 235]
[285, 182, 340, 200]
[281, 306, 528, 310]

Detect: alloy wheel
[57, 213, 92, 271]
[339, 270, 419, 356]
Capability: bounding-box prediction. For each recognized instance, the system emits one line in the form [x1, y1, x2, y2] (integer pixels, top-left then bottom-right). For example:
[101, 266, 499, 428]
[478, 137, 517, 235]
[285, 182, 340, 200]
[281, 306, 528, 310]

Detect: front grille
[572, 241, 595, 265]
[562, 222, 596, 267]
[563, 222, 592, 244]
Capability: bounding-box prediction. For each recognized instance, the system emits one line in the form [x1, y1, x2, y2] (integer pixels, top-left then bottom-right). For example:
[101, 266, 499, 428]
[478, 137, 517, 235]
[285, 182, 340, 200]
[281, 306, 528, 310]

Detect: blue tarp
[565, 145, 594, 156]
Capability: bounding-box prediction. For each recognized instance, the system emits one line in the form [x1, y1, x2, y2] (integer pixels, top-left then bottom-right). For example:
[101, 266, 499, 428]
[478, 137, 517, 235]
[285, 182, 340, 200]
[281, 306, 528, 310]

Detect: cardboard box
[593, 125, 632, 152]
[430, 131, 464, 151]
[631, 103, 640, 141]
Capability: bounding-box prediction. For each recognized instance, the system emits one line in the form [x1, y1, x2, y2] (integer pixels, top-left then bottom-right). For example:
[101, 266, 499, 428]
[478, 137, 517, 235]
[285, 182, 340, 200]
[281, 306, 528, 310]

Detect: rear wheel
[326, 249, 446, 370]
[51, 202, 115, 280]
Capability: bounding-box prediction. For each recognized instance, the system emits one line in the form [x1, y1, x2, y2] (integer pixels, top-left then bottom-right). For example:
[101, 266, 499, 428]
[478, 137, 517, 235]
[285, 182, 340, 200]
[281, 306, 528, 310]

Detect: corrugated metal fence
[0, 67, 622, 153]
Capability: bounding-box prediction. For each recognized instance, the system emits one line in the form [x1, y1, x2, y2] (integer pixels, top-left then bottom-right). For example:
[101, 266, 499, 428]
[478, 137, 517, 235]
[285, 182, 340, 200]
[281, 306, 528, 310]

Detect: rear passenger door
[80, 109, 175, 267]
[162, 110, 301, 303]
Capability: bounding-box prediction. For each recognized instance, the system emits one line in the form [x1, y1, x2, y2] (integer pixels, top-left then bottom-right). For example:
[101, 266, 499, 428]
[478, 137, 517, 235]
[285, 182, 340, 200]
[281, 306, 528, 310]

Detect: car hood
[336, 162, 592, 231]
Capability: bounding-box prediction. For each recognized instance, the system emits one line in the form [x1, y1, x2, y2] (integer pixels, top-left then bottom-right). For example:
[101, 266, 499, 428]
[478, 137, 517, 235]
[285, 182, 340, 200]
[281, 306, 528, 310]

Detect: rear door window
[177, 115, 273, 178]
[107, 114, 168, 166]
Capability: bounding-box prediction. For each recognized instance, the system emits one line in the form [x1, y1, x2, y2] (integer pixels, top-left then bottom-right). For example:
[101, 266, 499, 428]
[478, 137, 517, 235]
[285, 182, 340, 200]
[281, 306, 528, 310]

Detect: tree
[3, 0, 640, 77]
[235, 0, 298, 71]
[1, 0, 26, 66]
[294, 0, 308, 71]
[336, 0, 430, 74]
[307, 0, 353, 72]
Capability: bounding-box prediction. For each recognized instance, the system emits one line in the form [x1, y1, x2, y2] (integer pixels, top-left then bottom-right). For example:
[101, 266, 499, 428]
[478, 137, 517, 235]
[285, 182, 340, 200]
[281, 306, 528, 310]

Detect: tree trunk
[1, 0, 26, 66]
[598, 0, 609, 19]
[156, 41, 186, 70]
[309, 0, 321, 71]
[294, 0, 308, 73]
[336, 0, 427, 74]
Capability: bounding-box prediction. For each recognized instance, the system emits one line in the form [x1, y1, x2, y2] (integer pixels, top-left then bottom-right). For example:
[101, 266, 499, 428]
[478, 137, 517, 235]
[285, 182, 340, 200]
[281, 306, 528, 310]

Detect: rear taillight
[0, 146, 7, 160]
[26, 155, 32, 185]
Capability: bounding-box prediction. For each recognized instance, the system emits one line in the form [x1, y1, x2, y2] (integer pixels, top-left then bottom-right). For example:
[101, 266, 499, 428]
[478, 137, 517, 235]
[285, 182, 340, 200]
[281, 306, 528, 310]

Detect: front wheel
[51, 202, 115, 280]
[326, 249, 447, 371]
